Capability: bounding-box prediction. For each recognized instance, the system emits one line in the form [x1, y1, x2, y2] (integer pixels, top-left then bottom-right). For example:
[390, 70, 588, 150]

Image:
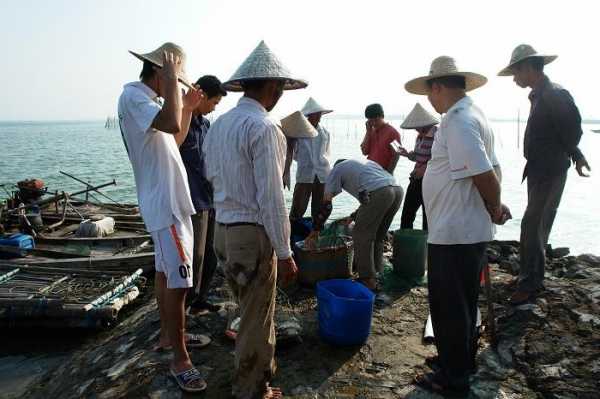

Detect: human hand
[304, 231, 319, 250]
[488, 203, 512, 225]
[182, 86, 205, 112]
[575, 158, 591, 177]
[156, 51, 181, 84]
[398, 147, 409, 157]
[277, 257, 298, 287]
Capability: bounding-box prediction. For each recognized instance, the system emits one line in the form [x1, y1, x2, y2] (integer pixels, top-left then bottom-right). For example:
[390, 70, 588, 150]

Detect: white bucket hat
[405, 56, 487, 95]
[222, 41, 308, 92]
[401, 103, 439, 129]
[498, 44, 557, 76]
[301, 97, 333, 116]
[280, 111, 318, 138]
[129, 42, 192, 88]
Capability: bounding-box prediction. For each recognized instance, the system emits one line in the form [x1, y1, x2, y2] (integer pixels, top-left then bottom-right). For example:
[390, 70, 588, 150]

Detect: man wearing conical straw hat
[398, 103, 439, 230]
[283, 97, 333, 224]
[404, 56, 511, 397]
[118, 43, 208, 393]
[497, 44, 591, 306]
[203, 40, 304, 399]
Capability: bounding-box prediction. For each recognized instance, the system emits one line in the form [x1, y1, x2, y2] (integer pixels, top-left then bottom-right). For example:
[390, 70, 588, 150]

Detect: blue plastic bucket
[317, 279, 375, 346]
[0, 233, 35, 258]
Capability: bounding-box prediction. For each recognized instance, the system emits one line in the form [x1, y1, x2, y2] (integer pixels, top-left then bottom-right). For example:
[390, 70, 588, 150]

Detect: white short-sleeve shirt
[117, 81, 195, 232]
[422, 96, 499, 245]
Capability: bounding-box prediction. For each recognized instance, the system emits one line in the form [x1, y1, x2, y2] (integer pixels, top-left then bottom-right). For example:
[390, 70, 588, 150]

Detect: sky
[1, 0, 598, 121]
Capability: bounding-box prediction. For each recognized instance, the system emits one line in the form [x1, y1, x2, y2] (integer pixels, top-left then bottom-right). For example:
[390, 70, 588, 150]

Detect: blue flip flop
[170, 367, 207, 393]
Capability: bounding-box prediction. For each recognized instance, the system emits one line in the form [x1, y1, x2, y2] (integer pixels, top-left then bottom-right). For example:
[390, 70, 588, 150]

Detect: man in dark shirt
[498, 44, 591, 305]
[180, 75, 227, 315]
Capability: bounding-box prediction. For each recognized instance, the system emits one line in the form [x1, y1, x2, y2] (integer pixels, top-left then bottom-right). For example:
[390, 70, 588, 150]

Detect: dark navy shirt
[523, 75, 584, 180]
[180, 115, 213, 211]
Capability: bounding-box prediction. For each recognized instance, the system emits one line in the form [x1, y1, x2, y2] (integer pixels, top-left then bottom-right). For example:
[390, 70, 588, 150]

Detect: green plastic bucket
[391, 229, 428, 279]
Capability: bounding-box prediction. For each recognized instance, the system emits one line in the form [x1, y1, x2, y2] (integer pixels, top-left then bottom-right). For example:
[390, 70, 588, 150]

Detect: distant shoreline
[2, 117, 600, 124]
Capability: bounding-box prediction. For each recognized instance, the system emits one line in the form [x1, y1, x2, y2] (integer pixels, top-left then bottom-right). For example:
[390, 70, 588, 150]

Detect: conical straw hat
[222, 41, 308, 92]
[129, 42, 192, 88]
[400, 103, 439, 129]
[280, 111, 318, 138]
[301, 97, 333, 116]
[405, 56, 487, 95]
[497, 44, 557, 76]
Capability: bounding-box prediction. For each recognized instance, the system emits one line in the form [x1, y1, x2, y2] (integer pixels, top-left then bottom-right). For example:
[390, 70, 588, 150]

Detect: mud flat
[4, 240, 599, 399]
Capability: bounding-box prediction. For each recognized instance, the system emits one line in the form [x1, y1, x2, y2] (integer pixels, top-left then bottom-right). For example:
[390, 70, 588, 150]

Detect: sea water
[1, 119, 598, 254]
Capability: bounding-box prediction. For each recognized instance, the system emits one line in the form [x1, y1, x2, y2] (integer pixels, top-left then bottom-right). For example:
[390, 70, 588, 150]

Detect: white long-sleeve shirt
[293, 124, 331, 183]
[202, 97, 292, 259]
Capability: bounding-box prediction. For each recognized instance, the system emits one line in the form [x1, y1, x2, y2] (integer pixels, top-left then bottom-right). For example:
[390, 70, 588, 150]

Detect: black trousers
[188, 211, 218, 304]
[427, 242, 487, 389]
[519, 172, 567, 293]
[400, 177, 427, 230]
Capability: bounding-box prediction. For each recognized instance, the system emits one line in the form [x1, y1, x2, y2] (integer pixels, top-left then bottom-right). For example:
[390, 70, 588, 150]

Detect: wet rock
[77, 379, 95, 396]
[487, 247, 501, 263]
[99, 387, 121, 399]
[550, 247, 570, 258]
[578, 254, 600, 267]
[514, 303, 547, 319]
[497, 340, 514, 366]
[499, 257, 520, 275]
[291, 385, 317, 397]
[105, 351, 144, 380]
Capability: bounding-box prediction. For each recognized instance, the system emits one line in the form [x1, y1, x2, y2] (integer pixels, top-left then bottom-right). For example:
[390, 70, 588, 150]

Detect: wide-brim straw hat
[222, 40, 308, 92]
[280, 111, 318, 139]
[401, 103, 439, 129]
[498, 44, 558, 76]
[405, 56, 487, 95]
[301, 97, 333, 116]
[129, 42, 192, 88]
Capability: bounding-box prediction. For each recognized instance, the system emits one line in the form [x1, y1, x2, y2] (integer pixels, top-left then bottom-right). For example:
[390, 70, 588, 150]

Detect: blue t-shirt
[180, 115, 213, 211]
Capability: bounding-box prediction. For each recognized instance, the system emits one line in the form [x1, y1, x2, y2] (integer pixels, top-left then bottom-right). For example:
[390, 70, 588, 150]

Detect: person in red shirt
[360, 103, 401, 173]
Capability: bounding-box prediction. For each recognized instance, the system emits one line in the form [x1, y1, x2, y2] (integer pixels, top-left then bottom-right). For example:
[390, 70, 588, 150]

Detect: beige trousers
[214, 223, 277, 399]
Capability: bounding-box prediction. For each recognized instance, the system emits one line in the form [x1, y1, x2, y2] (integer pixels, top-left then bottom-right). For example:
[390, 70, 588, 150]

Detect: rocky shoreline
[2, 240, 599, 399]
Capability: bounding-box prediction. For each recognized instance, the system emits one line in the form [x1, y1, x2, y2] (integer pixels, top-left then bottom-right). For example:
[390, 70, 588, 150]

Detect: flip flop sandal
[185, 333, 211, 348]
[170, 367, 207, 393]
[414, 372, 469, 398]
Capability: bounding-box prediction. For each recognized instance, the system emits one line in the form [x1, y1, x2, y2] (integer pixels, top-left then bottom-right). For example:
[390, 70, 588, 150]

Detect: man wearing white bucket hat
[203, 40, 304, 399]
[405, 56, 511, 397]
[398, 103, 439, 230]
[283, 97, 332, 224]
[498, 44, 591, 306]
[118, 42, 208, 393]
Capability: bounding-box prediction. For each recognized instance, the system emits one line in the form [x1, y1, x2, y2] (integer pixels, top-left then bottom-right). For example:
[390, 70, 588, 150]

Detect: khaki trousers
[353, 186, 403, 278]
[289, 176, 325, 223]
[214, 223, 277, 399]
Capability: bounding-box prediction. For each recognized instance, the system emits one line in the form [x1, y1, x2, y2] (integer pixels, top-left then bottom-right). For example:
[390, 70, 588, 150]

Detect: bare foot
[263, 387, 282, 399]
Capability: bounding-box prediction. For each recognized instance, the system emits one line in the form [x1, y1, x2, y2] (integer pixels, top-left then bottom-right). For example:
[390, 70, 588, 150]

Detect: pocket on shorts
[224, 227, 260, 287]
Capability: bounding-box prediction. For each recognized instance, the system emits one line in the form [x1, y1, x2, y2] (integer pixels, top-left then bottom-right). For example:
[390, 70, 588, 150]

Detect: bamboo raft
[0, 264, 145, 328]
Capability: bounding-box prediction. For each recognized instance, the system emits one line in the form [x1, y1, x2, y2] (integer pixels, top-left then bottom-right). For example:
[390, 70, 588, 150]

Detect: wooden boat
[1, 178, 154, 275]
[592, 129, 600, 134]
[0, 264, 145, 328]
[0, 240, 154, 274]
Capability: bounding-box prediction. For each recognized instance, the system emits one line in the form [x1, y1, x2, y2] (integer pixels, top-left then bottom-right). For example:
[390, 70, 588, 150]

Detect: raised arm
[174, 88, 204, 146]
[150, 52, 183, 134]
